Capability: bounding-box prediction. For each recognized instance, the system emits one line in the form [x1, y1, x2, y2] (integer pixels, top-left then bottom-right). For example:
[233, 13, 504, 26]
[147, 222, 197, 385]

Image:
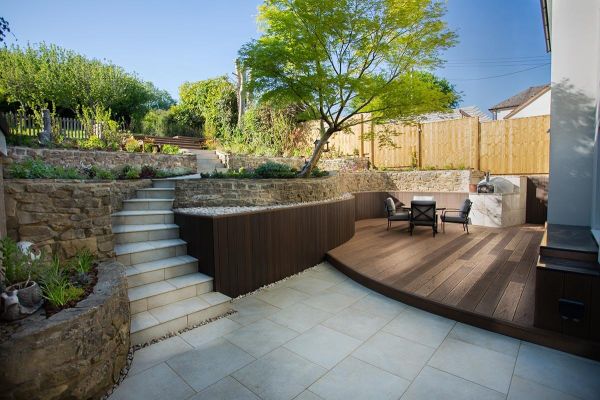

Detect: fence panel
[373, 122, 419, 168]
[421, 117, 478, 169]
[480, 115, 550, 174]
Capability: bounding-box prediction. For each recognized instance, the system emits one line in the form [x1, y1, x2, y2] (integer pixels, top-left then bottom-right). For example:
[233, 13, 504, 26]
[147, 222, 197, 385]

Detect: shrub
[125, 168, 140, 179]
[143, 142, 155, 153]
[310, 167, 328, 178]
[161, 144, 180, 154]
[140, 165, 158, 179]
[254, 162, 297, 178]
[0, 237, 31, 285]
[77, 135, 105, 150]
[124, 136, 142, 153]
[8, 158, 83, 179]
[40, 257, 84, 308]
[69, 249, 94, 275]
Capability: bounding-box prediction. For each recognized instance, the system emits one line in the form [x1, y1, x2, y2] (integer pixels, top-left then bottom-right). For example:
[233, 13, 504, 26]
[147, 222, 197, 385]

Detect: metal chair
[441, 199, 473, 234]
[410, 200, 438, 237]
[384, 197, 410, 230]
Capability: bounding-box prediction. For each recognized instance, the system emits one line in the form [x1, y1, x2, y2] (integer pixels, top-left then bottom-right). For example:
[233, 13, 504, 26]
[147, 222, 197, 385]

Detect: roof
[489, 84, 550, 111]
[416, 106, 492, 123]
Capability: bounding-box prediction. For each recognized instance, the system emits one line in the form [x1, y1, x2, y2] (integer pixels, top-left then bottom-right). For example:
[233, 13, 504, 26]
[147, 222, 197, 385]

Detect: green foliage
[0, 43, 174, 123]
[124, 136, 142, 153]
[161, 144, 180, 154]
[8, 158, 83, 179]
[0, 237, 31, 285]
[77, 135, 106, 150]
[125, 168, 141, 179]
[84, 165, 116, 180]
[222, 103, 311, 157]
[40, 257, 84, 308]
[178, 77, 237, 140]
[69, 249, 93, 275]
[240, 0, 457, 176]
[140, 165, 158, 179]
[137, 108, 200, 137]
[254, 161, 297, 178]
[310, 167, 328, 178]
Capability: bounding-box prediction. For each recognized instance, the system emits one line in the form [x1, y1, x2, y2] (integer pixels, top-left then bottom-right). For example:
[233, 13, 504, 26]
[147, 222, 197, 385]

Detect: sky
[2, 0, 550, 115]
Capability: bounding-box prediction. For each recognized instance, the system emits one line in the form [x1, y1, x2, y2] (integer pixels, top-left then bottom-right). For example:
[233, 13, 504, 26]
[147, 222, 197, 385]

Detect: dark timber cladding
[175, 196, 355, 297]
[326, 219, 600, 360]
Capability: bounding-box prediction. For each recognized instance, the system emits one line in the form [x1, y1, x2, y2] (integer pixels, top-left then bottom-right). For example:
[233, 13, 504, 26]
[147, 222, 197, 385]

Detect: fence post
[473, 117, 481, 171]
[370, 120, 375, 167]
[417, 123, 423, 168]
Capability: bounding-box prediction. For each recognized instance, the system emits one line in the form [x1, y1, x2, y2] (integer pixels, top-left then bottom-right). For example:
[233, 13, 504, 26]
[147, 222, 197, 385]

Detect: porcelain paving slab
[400, 366, 505, 400]
[309, 356, 410, 400]
[224, 319, 298, 358]
[232, 347, 327, 400]
[166, 338, 255, 392]
[179, 317, 242, 348]
[109, 363, 194, 400]
[128, 336, 193, 376]
[189, 376, 259, 400]
[268, 303, 333, 333]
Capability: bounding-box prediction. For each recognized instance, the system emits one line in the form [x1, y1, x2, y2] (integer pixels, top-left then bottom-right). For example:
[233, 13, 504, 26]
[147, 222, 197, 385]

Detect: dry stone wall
[4, 146, 197, 173]
[0, 261, 130, 400]
[174, 169, 480, 208]
[215, 151, 369, 172]
[4, 179, 152, 260]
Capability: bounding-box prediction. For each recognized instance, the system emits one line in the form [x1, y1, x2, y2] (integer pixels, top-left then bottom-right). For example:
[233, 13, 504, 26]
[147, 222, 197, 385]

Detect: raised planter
[175, 196, 356, 297]
[0, 261, 130, 400]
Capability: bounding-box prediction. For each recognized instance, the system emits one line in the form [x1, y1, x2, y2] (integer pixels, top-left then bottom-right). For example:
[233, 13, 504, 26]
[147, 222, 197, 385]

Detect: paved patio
[110, 262, 600, 400]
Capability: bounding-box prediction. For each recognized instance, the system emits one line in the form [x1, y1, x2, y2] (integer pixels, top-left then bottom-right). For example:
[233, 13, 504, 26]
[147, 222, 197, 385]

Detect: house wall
[494, 108, 514, 120]
[547, 0, 600, 227]
[510, 90, 552, 119]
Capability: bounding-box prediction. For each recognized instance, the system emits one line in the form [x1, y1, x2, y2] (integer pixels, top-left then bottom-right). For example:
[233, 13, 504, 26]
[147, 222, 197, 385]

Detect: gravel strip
[175, 193, 354, 216]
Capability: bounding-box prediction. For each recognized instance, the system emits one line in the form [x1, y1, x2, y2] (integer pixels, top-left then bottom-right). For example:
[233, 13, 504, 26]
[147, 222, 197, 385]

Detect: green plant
[8, 158, 83, 179]
[39, 254, 85, 308]
[254, 162, 297, 179]
[0, 237, 30, 285]
[310, 167, 328, 178]
[78, 135, 106, 150]
[140, 165, 157, 179]
[125, 168, 140, 179]
[161, 144, 180, 154]
[143, 142, 155, 153]
[124, 136, 142, 153]
[70, 249, 93, 275]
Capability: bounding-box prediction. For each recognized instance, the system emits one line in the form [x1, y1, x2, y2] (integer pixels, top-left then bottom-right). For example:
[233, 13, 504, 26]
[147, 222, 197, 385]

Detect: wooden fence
[0, 112, 87, 140]
[327, 115, 550, 174]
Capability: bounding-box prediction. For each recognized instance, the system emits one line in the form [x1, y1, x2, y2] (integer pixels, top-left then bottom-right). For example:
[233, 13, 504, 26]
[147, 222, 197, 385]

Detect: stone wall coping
[5, 178, 154, 184]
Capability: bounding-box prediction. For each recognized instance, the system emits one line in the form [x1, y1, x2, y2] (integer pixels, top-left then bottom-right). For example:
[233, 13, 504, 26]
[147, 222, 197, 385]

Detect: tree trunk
[297, 126, 337, 178]
[235, 59, 247, 127]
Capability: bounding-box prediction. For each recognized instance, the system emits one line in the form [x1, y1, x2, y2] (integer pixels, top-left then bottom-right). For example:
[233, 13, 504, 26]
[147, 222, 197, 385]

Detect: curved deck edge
[326, 253, 600, 361]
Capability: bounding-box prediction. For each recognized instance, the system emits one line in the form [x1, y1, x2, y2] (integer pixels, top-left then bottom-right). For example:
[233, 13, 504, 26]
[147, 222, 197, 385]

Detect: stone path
[110, 262, 600, 400]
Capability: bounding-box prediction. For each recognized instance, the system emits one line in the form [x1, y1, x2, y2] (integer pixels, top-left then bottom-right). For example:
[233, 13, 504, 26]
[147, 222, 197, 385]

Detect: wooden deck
[326, 219, 600, 359]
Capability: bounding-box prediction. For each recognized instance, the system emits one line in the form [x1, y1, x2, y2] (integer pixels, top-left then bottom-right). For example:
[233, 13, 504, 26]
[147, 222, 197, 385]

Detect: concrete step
[128, 272, 213, 313]
[195, 150, 220, 160]
[122, 199, 174, 211]
[115, 238, 186, 266]
[152, 179, 176, 189]
[126, 255, 199, 288]
[137, 188, 175, 199]
[130, 291, 232, 345]
[113, 224, 179, 244]
[111, 210, 174, 225]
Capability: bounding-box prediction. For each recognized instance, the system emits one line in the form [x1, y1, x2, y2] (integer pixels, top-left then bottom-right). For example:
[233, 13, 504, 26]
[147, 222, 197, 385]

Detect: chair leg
[465, 223, 469, 234]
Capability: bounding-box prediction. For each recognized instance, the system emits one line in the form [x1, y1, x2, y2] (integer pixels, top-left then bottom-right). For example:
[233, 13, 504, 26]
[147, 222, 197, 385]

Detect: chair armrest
[441, 208, 460, 216]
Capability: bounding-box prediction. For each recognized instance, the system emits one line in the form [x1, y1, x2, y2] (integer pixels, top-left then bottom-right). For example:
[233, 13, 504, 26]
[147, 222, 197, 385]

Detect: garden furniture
[410, 200, 438, 237]
[384, 197, 410, 230]
[440, 198, 473, 233]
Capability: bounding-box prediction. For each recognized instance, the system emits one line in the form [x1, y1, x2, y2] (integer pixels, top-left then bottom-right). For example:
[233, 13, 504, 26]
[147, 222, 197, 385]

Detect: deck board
[326, 218, 600, 359]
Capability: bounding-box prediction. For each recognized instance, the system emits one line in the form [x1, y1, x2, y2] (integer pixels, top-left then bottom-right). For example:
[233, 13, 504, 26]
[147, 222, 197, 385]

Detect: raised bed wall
[175, 196, 355, 297]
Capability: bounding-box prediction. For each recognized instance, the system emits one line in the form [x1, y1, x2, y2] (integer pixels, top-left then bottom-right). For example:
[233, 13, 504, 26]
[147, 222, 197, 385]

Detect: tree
[178, 77, 237, 140]
[240, 0, 458, 177]
[0, 17, 10, 43]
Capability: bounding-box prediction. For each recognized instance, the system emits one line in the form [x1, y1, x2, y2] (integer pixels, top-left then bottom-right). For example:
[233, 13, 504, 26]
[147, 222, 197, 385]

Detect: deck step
[137, 188, 175, 199]
[130, 292, 231, 345]
[113, 224, 179, 244]
[115, 239, 186, 266]
[126, 255, 198, 287]
[111, 210, 174, 225]
[122, 198, 174, 211]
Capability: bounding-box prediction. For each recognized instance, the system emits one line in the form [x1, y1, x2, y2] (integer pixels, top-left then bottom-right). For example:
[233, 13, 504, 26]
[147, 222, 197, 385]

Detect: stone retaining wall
[4, 146, 197, 173]
[174, 175, 340, 207]
[4, 179, 152, 260]
[0, 261, 130, 400]
[174, 169, 481, 208]
[215, 151, 369, 172]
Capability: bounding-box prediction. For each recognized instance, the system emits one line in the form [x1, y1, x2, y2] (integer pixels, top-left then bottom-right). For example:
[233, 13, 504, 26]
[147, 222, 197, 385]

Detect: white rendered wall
[547, 0, 600, 227]
[510, 90, 551, 118]
[494, 108, 514, 120]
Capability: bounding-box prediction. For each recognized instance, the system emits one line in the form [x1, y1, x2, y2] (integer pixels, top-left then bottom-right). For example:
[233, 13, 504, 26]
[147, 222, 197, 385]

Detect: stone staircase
[193, 150, 228, 174]
[112, 179, 231, 345]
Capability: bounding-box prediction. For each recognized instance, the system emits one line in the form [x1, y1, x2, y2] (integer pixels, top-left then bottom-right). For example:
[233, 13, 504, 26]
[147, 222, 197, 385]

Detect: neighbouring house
[416, 105, 491, 123]
[489, 84, 551, 120]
